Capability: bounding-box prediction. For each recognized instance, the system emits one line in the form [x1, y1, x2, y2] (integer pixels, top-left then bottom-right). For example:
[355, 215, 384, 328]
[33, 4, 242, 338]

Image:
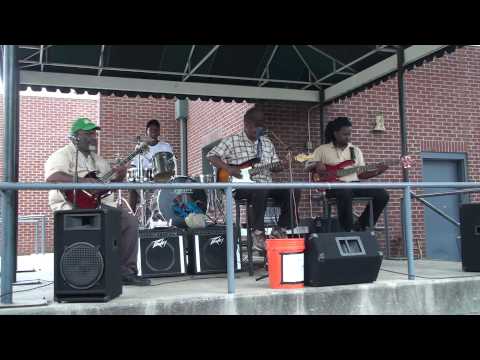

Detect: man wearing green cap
[45, 117, 150, 286]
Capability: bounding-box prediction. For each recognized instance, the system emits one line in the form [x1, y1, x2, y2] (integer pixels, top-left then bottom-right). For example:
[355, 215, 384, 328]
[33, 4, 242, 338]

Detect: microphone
[68, 135, 79, 144]
[255, 127, 266, 139]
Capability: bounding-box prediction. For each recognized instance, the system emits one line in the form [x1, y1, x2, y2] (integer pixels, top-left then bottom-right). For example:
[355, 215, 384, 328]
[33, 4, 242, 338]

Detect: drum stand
[208, 167, 225, 223]
[135, 152, 149, 229]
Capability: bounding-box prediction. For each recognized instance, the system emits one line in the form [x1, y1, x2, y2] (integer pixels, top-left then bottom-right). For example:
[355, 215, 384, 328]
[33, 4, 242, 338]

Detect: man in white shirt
[307, 117, 389, 232]
[128, 119, 177, 212]
[45, 117, 150, 286]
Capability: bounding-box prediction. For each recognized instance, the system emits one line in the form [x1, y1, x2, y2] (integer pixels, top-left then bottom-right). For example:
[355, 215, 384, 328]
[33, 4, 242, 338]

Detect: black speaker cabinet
[139, 227, 188, 278]
[54, 208, 122, 303]
[460, 203, 480, 271]
[187, 225, 241, 275]
[304, 231, 382, 287]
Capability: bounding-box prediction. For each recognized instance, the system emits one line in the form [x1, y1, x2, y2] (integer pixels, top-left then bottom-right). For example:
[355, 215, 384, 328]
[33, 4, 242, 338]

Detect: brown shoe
[270, 226, 288, 239]
[251, 230, 266, 251]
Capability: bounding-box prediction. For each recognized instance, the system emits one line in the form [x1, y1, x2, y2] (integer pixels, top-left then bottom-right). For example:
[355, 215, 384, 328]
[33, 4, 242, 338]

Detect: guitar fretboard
[100, 147, 146, 182]
[336, 159, 398, 177]
[250, 161, 282, 175]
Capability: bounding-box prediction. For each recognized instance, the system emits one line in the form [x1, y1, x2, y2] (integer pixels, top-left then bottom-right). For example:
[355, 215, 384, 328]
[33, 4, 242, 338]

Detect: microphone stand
[71, 137, 80, 210]
[267, 130, 299, 237]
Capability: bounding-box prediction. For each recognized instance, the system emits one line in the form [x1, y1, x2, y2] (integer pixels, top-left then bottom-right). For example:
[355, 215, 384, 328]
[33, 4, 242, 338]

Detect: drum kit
[119, 137, 224, 230]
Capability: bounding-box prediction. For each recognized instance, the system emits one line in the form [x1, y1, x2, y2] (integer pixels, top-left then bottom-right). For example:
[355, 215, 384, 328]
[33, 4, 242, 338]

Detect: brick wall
[187, 100, 254, 175]
[98, 95, 177, 163]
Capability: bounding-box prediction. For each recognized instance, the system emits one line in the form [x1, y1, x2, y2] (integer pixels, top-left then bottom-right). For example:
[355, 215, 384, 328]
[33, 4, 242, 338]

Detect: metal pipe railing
[2, 181, 480, 297]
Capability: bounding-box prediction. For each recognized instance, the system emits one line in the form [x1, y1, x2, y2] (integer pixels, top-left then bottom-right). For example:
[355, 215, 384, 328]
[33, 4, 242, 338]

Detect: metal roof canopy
[10, 45, 459, 103]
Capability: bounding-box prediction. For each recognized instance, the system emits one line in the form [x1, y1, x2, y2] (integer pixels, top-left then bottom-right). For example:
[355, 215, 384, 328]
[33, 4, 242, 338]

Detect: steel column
[225, 186, 235, 294]
[1, 45, 19, 304]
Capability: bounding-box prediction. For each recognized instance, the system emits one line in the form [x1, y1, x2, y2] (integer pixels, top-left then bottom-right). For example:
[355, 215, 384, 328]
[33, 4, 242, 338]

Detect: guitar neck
[100, 148, 144, 182]
[336, 159, 397, 177]
[250, 161, 281, 174]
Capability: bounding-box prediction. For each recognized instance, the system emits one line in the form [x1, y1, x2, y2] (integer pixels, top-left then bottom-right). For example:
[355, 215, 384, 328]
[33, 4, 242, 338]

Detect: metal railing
[2, 180, 480, 298]
[0, 215, 46, 255]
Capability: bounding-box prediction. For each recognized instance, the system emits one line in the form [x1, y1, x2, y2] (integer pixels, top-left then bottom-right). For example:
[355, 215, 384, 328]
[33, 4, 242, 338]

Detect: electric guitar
[64, 143, 149, 209]
[310, 155, 414, 182]
[216, 154, 307, 183]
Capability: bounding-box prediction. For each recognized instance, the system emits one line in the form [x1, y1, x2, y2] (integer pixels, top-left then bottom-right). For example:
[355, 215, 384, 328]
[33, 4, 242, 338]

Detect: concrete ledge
[2, 277, 480, 315]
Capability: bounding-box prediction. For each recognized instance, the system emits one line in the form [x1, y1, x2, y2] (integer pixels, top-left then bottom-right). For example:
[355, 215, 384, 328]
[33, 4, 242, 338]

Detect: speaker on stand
[54, 208, 122, 303]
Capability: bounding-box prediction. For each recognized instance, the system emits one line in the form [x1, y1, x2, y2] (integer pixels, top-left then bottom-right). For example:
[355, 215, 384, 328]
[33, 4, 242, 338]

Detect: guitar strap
[349, 146, 356, 162]
[256, 136, 263, 160]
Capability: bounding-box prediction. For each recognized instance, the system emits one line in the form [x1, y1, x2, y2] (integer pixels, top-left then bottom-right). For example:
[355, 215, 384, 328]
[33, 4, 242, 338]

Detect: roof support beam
[97, 45, 105, 76]
[292, 45, 321, 89]
[183, 45, 196, 74]
[183, 45, 220, 81]
[375, 45, 397, 53]
[258, 45, 279, 87]
[40, 45, 44, 72]
[20, 70, 320, 102]
[324, 45, 450, 102]
[307, 45, 357, 73]
[18, 59, 329, 86]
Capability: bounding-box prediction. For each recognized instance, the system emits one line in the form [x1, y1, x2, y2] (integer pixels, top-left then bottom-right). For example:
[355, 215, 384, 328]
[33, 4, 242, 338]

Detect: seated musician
[128, 119, 177, 212]
[306, 116, 389, 232]
[44, 117, 150, 286]
[207, 107, 293, 252]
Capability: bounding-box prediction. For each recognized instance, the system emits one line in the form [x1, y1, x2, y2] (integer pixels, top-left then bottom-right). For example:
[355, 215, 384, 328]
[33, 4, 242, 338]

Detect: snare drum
[152, 152, 175, 182]
[126, 167, 154, 182]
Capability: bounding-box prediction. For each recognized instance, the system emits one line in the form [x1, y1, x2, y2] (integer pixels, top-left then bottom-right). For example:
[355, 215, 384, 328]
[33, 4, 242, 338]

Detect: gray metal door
[423, 159, 461, 261]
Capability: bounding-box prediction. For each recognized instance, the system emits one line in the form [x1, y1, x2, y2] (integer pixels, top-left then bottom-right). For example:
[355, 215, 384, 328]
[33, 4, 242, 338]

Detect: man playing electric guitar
[307, 116, 390, 232]
[45, 117, 150, 286]
[207, 107, 294, 252]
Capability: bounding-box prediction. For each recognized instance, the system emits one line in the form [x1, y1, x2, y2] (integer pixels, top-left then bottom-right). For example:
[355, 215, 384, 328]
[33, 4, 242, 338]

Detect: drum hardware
[146, 176, 208, 229]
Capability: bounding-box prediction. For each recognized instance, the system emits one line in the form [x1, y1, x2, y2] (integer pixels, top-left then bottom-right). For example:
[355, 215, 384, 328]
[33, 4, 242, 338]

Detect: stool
[235, 197, 280, 276]
[325, 196, 375, 230]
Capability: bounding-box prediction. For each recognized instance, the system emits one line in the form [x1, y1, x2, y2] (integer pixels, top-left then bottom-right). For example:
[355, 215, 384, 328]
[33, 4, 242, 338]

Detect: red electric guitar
[64, 143, 148, 209]
[311, 155, 414, 182]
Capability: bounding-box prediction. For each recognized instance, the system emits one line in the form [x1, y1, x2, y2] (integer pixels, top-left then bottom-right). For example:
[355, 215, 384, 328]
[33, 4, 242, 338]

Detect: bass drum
[149, 176, 207, 228]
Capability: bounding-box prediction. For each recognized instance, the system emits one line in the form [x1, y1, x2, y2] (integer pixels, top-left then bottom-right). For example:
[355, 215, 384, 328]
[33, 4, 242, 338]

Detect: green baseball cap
[70, 117, 101, 134]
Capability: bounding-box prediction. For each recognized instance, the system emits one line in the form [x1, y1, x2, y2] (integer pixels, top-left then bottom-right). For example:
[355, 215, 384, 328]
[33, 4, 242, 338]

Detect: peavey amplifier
[187, 225, 241, 275]
[139, 227, 188, 278]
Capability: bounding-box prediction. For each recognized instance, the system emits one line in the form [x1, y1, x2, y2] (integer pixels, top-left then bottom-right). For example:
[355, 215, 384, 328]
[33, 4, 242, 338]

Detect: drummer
[128, 119, 177, 212]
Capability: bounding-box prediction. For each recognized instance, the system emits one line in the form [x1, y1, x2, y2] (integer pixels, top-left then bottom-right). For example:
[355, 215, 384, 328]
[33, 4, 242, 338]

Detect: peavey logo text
[209, 236, 224, 246]
[152, 238, 168, 248]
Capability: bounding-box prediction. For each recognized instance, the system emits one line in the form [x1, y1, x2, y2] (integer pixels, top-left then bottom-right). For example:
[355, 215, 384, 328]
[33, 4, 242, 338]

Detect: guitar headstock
[295, 153, 314, 163]
[136, 142, 149, 155]
[400, 155, 414, 169]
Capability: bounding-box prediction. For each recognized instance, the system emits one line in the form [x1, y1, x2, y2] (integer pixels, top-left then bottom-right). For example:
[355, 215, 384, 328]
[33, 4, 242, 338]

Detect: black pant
[326, 187, 389, 232]
[234, 189, 295, 232]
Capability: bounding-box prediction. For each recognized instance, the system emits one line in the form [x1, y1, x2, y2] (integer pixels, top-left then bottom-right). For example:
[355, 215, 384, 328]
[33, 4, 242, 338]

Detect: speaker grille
[60, 242, 104, 290]
[202, 236, 226, 269]
[145, 239, 176, 272]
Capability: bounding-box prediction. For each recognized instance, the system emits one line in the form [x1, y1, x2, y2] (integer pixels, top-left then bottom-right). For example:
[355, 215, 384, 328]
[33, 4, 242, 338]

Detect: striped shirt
[207, 130, 279, 183]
